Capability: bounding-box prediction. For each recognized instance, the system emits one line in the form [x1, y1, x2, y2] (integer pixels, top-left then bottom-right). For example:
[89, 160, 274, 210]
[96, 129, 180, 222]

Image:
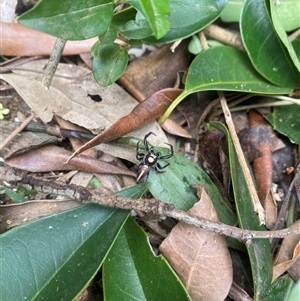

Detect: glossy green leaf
[115, 181, 151, 199]
[275, 0, 300, 31]
[136, 0, 171, 39]
[112, 6, 137, 29]
[0, 204, 128, 301]
[98, 25, 117, 45]
[269, 0, 300, 72]
[1, 187, 28, 203]
[103, 217, 191, 301]
[129, 0, 227, 43]
[287, 280, 300, 301]
[220, 0, 243, 22]
[240, 0, 299, 88]
[144, 147, 237, 228]
[161, 46, 292, 122]
[292, 36, 300, 62]
[186, 46, 294, 94]
[221, 0, 300, 31]
[121, 19, 153, 39]
[211, 121, 272, 300]
[188, 35, 203, 55]
[265, 104, 300, 144]
[18, 0, 114, 40]
[92, 43, 128, 86]
[263, 274, 295, 301]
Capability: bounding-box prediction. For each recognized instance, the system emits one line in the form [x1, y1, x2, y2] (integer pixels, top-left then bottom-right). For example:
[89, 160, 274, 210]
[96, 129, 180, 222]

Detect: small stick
[203, 24, 245, 51]
[11, 172, 299, 242]
[218, 91, 265, 225]
[42, 38, 67, 89]
[0, 112, 36, 151]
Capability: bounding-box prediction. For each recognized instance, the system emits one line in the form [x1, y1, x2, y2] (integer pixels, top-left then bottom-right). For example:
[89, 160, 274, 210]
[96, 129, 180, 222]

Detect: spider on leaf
[136, 132, 174, 183]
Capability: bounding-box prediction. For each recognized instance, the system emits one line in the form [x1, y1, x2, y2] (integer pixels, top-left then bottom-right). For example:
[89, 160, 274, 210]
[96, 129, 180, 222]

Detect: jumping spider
[136, 132, 174, 183]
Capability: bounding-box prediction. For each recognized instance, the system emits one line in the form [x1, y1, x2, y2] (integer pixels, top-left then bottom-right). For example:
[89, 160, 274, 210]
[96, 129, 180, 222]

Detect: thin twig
[218, 91, 265, 225]
[0, 113, 36, 151]
[3, 169, 298, 242]
[42, 38, 67, 89]
[203, 24, 245, 51]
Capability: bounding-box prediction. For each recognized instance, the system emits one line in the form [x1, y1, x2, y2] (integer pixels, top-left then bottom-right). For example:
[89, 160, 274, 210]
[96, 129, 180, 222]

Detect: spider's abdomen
[136, 165, 150, 183]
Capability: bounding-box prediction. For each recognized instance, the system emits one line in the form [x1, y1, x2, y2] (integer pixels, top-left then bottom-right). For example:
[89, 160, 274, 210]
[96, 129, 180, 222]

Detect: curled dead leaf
[67, 88, 183, 161]
[249, 109, 277, 228]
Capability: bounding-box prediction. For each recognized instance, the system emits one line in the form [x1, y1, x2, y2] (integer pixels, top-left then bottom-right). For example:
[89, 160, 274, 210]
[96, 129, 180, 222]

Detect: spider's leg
[144, 132, 156, 152]
[156, 162, 170, 172]
[159, 143, 174, 160]
[136, 141, 145, 160]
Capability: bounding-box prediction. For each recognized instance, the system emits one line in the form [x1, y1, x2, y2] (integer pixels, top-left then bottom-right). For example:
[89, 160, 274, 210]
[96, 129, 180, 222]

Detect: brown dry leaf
[124, 41, 190, 98]
[68, 88, 182, 160]
[0, 200, 80, 233]
[273, 240, 300, 281]
[0, 60, 167, 163]
[5, 144, 135, 177]
[161, 118, 193, 139]
[273, 220, 300, 281]
[160, 187, 233, 301]
[0, 120, 59, 159]
[248, 109, 277, 228]
[0, 23, 98, 56]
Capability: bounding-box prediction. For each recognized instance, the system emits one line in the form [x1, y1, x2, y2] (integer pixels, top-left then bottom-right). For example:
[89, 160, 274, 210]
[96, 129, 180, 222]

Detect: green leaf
[130, 0, 227, 43]
[269, 0, 300, 73]
[0, 204, 128, 301]
[18, 0, 114, 40]
[112, 6, 137, 29]
[136, 0, 171, 39]
[92, 43, 128, 86]
[220, 0, 244, 22]
[275, 0, 300, 31]
[188, 35, 203, 55]
[161, 46, 292, 122]
[186, 46, 293, 94]
[103, 217, 191, 301]
[263, 274, 295, 301]
[98, 25, 117, 45]
[115, 181, 151, 198]
[240, 0, 300, 88]
[292, 35, 300, 62]
[1, 187, 28, 203]
[221, 0, 300, 32]
[121, 19, 153, 39]
[211, 121, 272, 300]
[287, 280, 300, 301]
[265, 104, 300, 144]
[142, 147, 237, 227]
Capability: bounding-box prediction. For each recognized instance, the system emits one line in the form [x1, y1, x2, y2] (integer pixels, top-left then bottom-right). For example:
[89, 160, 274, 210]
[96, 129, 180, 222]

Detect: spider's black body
[136, 132, 174, 183]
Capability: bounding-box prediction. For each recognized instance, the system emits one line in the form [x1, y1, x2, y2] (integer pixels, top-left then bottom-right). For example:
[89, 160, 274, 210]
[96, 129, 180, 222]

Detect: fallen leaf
[249, 109, 277, 228]
[160, 187, 233, 301]
[0, 200, 80, 233]
[0, 60, 168, 163]
[124, 40, 190, 97]
[273, 240, 300, 281]
[0, 120, 59, 159]
[68, 88, 182, 160]
[5, 144, 135, 178]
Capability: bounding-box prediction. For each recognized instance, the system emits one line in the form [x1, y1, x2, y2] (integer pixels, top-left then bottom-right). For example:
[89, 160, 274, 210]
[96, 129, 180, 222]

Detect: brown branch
[3, 169, 297, 243]
[219, 92, 266, 225]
